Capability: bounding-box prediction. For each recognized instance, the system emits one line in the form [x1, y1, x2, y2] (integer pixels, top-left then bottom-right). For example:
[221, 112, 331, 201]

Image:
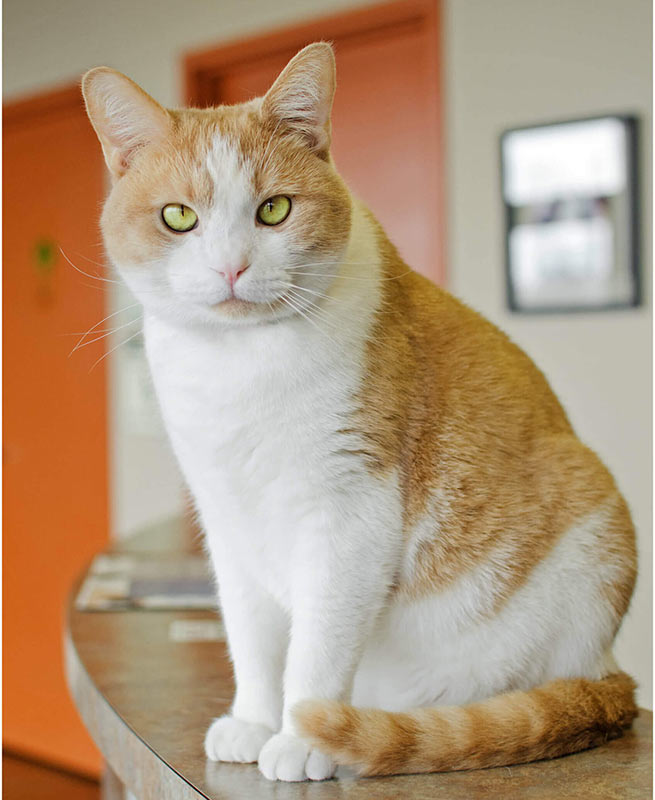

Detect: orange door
[3, 87, 109, 776]
[186, 0, 444, 283]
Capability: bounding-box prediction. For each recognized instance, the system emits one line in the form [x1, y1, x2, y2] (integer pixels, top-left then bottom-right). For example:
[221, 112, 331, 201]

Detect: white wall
[4, 0, 651, 705]
[443, 0, 652, 707]
[3, 0, 373, 108]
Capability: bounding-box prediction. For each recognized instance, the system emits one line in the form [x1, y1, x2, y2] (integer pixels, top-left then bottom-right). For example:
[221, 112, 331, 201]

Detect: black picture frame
[500, 114, 640, 313]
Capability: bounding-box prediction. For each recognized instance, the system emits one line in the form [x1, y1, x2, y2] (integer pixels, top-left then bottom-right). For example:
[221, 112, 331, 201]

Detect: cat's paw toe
[204, 716, 273, 763]
[258, 732, 336, 782]
[305, 748, 336, 781]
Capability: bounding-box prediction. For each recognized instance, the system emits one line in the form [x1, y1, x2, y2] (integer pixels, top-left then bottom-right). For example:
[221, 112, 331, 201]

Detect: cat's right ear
[261, 42, 336, 157]
[81, 68, 171, 179]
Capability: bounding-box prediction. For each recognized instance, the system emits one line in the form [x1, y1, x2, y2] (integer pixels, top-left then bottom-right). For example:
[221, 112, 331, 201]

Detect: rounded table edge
[64, 609, 209, 800]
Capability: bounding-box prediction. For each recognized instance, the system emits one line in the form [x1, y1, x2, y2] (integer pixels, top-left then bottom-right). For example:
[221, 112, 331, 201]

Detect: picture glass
[502, 117, 638, 311]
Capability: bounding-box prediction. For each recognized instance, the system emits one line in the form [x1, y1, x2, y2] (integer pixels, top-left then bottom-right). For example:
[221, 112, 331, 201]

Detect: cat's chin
[142, 296, 292, 331]
[206, 295, 295, 326]
[211, 297, 261, 316]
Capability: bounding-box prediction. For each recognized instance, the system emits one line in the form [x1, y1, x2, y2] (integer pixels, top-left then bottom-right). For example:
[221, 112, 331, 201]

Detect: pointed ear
[261, 42, 336, 157]
[81, 67, 171, 179]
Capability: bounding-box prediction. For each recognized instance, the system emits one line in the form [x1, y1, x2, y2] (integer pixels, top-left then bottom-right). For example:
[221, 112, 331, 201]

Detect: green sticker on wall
[33, 238, 57, 275]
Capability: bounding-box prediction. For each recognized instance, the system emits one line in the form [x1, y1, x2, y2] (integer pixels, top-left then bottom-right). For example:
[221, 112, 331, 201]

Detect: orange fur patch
[348, 219, 636, 611]
[98, 98, 351, 271]
[295, 671, 637, 776]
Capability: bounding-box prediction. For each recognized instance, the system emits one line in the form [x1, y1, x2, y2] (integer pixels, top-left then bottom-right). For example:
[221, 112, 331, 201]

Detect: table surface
[66, 518, 653, 800]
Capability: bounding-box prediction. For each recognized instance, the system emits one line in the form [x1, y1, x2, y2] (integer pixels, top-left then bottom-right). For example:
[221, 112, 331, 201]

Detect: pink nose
[218, 264, 249, 287]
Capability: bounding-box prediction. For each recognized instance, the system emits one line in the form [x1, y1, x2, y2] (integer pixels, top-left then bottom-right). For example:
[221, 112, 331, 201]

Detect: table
[66, 517, 652, 800]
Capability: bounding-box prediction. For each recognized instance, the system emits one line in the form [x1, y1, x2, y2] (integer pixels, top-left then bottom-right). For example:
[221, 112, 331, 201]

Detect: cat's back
[355, 229, 574, 477]
[352, 227, 634, 609]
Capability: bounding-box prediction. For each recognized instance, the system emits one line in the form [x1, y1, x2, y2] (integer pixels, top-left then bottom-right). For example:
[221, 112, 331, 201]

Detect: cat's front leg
[204, 556, 287, 765]
[258, 515, 398, 782]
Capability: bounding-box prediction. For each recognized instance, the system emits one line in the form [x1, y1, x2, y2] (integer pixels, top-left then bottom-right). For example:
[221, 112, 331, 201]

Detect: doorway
[3, 85, 108, 776]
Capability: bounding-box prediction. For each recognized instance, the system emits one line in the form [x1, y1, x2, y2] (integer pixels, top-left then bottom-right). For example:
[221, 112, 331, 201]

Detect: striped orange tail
[295, 672, 637, 776]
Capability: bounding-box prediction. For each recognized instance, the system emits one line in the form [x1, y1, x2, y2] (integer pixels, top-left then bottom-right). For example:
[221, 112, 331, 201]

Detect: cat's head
[82, 43, 352, 328]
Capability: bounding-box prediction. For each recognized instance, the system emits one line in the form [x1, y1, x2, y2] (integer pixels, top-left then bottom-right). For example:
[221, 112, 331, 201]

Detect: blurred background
[3, 0, 652, 795]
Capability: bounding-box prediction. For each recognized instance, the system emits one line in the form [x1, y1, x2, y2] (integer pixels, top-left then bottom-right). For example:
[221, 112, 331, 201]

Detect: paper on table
[75, 552, 217, 611]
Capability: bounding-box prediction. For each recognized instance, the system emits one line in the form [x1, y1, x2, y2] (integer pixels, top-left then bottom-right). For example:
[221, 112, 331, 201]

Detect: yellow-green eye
[161, 203, 198, 232]
[257, 195, 291, 226]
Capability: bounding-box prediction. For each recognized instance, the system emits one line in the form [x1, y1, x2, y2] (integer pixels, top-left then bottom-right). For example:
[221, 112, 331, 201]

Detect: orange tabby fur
[297, 672, 636, 775]
[296, 218, 637, 774]
[350, 219, 636, 612]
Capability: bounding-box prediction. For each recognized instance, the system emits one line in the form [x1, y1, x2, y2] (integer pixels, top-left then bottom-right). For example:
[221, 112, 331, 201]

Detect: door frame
[183, 0, 446, 285]
[4, 83, 82, 126]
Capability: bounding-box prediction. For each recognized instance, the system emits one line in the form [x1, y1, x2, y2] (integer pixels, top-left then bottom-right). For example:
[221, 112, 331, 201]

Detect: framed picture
[500, 115, 640, 312]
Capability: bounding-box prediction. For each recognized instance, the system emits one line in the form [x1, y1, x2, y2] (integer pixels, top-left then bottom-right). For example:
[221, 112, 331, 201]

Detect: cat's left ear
[261, 42, 336, 158]
[82, 67, 171, 179]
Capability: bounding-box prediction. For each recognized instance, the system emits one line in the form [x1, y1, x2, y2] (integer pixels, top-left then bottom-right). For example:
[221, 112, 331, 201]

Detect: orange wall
[3, 86, 109, 776]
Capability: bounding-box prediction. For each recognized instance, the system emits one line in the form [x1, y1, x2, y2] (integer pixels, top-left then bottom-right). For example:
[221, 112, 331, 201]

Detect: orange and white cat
[82, 43, 637, 782]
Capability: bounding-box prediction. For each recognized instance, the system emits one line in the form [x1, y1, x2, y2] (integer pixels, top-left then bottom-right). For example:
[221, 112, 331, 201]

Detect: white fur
[143, 182, 402, 779]
[112, 132, 621, 782]
[354, 495, 623, 711]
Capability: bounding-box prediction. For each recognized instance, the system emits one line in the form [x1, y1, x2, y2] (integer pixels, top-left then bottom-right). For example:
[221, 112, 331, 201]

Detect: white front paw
[258, 732, 336, 782]
[204, 716, 273, 763]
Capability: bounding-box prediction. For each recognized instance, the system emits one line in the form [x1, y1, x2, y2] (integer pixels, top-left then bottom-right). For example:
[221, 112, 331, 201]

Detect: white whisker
[286, 288, 341, 331]
[70, 302, 141, 355]
[287, 270, 411, 283]
[59, 247, 122, 285]
[69, 318, 140, 356]
[89, 328, 142, 373]
[284, 283, 347, 305]
[67, 250, 113, 270]
[280, 293, 340, 348]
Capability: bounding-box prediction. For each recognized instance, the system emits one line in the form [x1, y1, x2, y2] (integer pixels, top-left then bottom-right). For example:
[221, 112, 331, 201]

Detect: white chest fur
[143, 254, 385, 606]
